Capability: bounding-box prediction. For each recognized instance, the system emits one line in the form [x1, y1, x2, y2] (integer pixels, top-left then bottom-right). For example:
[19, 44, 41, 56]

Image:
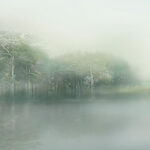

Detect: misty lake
[0, 97, 150, 150]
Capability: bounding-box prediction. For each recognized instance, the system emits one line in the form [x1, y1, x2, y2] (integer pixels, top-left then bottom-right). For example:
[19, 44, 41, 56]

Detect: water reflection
[0, 98, 150, 150]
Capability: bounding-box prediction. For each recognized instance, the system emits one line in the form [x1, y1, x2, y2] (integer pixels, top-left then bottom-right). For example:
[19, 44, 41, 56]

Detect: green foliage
[0, 31, 137, 98]
[55, 52, 135, 86]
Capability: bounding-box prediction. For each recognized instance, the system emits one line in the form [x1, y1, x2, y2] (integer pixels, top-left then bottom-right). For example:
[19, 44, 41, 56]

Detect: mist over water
[0, 0, 150, 150]
[0, 98, 150, 150]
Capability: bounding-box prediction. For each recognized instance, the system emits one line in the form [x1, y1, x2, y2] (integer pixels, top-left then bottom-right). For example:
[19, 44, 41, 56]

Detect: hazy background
[0, 0, 150, 79]
[1, 2, 150, 150]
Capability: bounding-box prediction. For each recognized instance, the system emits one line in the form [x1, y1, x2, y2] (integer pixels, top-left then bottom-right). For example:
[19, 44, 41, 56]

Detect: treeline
[0, 31, 137, 98]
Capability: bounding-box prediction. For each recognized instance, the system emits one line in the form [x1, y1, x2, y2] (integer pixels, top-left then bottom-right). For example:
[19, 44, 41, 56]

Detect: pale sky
[0, 0, 150, 79]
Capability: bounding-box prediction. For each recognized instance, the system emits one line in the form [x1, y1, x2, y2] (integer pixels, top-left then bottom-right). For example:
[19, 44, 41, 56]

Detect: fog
[1, 1, 150, 150]
[0, 0, 150, 79]
[1, 98, 150, 150]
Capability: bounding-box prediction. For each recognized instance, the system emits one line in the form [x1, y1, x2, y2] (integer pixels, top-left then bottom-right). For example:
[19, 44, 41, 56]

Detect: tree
[0, 31, 49, 97]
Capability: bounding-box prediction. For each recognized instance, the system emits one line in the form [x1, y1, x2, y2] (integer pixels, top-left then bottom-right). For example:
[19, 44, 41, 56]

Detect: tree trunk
[28, 68, 31, 96]
[90, 65, 94, 97]
[11, 55, 15, 96]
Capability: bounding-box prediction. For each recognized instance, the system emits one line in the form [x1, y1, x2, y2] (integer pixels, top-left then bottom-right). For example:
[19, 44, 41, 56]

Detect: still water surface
[0, 98, 150, 150]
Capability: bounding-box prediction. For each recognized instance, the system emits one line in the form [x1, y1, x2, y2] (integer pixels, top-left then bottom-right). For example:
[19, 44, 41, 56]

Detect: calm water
[0, 98, 150, 150]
